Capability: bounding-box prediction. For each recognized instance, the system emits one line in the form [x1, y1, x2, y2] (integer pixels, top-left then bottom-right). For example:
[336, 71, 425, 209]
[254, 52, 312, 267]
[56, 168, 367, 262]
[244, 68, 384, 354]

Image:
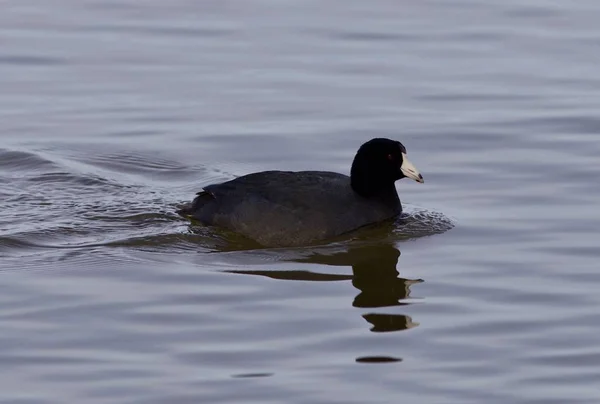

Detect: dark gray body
[179, 170, 402, 247]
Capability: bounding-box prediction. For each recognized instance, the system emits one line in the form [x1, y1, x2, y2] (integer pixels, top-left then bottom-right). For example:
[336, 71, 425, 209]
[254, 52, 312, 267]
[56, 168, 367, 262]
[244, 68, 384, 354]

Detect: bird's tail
[176, 191, 213, 217]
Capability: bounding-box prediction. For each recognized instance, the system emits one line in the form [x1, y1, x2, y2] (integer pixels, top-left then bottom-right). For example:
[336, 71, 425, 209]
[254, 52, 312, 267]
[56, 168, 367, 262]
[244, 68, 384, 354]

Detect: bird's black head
[350, 138, 424, 198]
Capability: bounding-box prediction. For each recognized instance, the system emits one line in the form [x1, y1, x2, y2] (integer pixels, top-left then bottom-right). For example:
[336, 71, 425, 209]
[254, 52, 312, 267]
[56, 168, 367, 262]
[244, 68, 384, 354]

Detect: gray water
[2, 1, 600, 403]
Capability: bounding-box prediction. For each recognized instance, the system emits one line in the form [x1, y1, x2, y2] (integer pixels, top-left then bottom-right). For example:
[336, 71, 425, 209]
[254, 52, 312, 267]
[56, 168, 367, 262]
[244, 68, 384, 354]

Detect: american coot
[178, 138, 423, 247]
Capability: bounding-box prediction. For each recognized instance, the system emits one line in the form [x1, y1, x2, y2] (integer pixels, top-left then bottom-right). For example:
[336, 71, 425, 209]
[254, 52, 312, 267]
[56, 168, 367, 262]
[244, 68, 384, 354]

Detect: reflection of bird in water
[362, 313, 419, 333]
[223, 243, 422, 333]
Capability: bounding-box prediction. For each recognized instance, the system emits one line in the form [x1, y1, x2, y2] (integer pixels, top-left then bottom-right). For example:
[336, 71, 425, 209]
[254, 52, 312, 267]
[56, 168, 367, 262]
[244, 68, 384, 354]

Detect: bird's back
[181, 170, 401, 246]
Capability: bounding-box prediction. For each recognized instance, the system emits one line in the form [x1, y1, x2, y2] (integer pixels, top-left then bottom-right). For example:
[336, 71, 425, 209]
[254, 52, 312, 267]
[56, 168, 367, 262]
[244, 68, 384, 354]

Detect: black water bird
[178, 138, 424, 246]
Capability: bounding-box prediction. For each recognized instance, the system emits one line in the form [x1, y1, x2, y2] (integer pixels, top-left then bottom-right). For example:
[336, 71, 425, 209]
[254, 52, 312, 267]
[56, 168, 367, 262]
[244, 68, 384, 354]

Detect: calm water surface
[2, 1, 600, 403]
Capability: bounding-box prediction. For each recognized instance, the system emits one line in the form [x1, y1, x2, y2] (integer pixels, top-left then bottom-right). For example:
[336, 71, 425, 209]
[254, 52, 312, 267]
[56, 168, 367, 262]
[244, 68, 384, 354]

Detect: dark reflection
[355, 356, 402, 364]
[222, 268, 352, 282]
[362, 313, 419, 333]
[231, 372, 274, 378]
[292, 244, 423, 309]
[224, 243, 422, 333]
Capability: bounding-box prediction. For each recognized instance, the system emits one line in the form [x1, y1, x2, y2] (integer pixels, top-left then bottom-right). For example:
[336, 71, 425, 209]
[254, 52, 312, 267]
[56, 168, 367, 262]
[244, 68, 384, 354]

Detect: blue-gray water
[2, 1, 600, 403]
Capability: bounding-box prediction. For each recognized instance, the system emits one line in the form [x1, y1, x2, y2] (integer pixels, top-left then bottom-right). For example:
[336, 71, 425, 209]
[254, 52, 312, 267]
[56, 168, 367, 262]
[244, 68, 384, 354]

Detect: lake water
[2, 1, 600, 403]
